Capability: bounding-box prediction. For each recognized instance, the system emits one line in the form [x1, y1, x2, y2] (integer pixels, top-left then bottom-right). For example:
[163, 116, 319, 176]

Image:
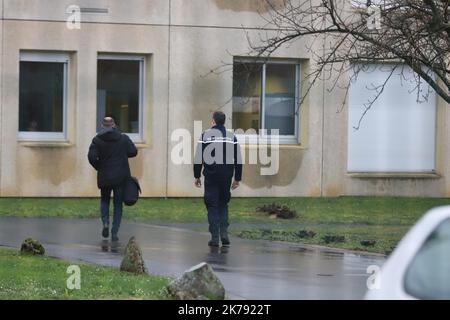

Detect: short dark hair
[212, 111, 226, 126]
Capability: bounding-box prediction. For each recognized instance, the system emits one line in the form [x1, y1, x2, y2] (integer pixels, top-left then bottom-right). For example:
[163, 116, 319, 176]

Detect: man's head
[101, 116, 116, 129]
[212, 111, 226, 126]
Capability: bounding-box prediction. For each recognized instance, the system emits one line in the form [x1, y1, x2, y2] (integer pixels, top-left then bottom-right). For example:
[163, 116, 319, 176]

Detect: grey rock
[167, 262, 225, 300]
[120, 236, 147, 274]
[20, 238, 45, 255]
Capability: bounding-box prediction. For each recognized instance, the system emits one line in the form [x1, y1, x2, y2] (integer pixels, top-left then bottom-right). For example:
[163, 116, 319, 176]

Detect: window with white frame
[97, 54, 145, 142]
[18, 52, 69, 141]
[347, 63, 437, 173]
[232, 58, 300, 144]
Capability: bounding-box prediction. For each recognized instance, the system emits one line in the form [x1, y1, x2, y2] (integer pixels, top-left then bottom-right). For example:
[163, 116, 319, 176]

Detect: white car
[365, 206, 450, 300]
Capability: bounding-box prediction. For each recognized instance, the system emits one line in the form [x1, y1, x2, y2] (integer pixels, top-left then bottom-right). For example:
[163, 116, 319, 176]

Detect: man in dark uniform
[88, 116, 137, 241]
[194, 111, 242, 247]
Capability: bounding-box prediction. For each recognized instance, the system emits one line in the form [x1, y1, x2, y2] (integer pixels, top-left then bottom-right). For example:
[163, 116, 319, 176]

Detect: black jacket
[88, 128, 138, 188]
[194, 125, 242, 181]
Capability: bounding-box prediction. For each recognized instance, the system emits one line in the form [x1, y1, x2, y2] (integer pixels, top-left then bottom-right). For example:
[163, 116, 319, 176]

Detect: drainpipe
[0, 0, 4, 197]
[164, 0, 172, 199]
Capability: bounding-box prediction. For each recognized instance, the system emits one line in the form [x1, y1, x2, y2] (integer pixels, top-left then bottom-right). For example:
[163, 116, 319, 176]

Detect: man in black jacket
[88, 117, 137, 241]
[194, 111, 242, 247]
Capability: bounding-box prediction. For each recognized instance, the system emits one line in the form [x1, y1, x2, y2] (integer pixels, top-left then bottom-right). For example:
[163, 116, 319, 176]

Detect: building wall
[0, 0, 449, 197]
[0, 0, 170, 196]
[321, 76, 449, 197]
[0, 3, 3, 198]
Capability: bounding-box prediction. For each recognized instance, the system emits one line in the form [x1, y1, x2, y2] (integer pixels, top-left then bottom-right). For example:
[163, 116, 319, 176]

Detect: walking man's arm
[193, 133, 204, 188]
[87, 139, 100, 170]
[126, 135, 138, 158]
[232, 135, 242, 190]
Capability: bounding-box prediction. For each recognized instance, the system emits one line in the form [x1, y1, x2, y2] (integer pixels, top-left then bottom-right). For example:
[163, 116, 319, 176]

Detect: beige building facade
[0, 0, 449, 198]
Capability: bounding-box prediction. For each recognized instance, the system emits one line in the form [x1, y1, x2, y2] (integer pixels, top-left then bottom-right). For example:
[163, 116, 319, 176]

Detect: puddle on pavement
[204, 246, 230, 268]
[321, 250, 345, 259]
[288, 246, 316, 255]
[0, 217, 387, 299]
[100, 240, 123, 254]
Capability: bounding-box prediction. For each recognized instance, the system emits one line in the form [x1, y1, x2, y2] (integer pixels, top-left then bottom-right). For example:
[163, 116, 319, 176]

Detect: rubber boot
[208, 221, 220, 247]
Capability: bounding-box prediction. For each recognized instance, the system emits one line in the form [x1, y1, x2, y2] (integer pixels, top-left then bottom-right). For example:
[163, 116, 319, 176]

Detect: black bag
[122, 176, 141, 206]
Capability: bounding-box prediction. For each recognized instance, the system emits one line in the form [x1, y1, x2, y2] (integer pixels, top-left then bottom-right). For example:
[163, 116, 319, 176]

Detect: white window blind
[347, 63, 437, 173]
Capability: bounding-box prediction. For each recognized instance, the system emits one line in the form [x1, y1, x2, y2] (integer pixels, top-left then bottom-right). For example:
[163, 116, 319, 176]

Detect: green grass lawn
[0, 248, 169, 300]
[1, 197, 449, 254]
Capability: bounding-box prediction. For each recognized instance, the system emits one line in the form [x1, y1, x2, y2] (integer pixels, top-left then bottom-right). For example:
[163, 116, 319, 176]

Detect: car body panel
[365, 206, 450, 300]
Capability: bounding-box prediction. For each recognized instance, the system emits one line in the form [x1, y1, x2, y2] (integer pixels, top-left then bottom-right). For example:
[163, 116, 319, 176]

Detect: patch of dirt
[236, 228, 316, 242]
[295, 230, 316, 239]
[322, 235, 345, 244]
[360, 240, 377, 247]
[256, 203, 297, 219]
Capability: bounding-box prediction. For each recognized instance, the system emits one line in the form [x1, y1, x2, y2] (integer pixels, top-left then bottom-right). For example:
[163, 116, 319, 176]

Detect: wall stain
[214, 0, 286, 12]
[24, 147, 76, 186]
[242, 148, 303, 188]
[129, 151, 144, 180]
[324, 186, 341, 197]
[308, 186, 322, 197]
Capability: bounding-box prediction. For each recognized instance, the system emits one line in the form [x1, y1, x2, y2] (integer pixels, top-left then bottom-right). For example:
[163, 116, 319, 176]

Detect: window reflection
[19, 61, 64, 132]
[232, 62, 262, 133]
[97, 59, 141, 133]
[265, 64, 296, 135]
[232, 60, 298, 136]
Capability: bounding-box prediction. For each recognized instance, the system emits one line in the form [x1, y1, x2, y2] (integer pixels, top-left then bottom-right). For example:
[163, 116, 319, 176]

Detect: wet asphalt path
[0, 217, 385, 299]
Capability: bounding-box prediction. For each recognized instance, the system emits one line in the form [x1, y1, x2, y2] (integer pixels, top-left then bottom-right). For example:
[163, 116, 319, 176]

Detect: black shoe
[208, 240, 219, 247]
[208, 221, 220, 247]
[221, 238, 230, 247]
[220, 222, 230, 247]
[111, 234, 119, 242]
[102, 225, 109, 238]
[220, 227, 230, 247]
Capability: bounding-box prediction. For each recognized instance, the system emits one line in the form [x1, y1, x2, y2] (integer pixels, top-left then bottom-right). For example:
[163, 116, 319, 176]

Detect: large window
[347, 63, 437, 173]
[404, 218, 450, 299]
[232, 59, 300, 144]
[97, 54, 144, 141]
[19, 52, 68, 141]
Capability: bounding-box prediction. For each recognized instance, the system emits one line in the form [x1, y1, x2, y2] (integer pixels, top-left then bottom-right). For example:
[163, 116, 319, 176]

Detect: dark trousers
[204, 178, 231, 238]
[100, 186, 123, 235]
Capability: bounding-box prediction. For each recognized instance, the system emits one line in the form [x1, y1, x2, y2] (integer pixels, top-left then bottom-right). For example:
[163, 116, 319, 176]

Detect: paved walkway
[0, 217, 385, 299]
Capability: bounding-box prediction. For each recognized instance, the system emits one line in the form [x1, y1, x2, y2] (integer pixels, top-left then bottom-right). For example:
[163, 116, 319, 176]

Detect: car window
[404, 218, 450, 299]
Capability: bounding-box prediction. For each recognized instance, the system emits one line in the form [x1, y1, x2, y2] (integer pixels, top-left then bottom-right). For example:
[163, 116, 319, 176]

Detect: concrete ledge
[243, 144, 306, 150]
[348, 172, 442, 179]
[135, 143, 149, 149]
[18, 141, 74, 148]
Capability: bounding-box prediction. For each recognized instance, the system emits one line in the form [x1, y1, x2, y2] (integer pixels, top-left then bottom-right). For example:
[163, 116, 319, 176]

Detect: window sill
[243, 144, 306, 150]
[18, 141, 73, 148]
[348, 172, 441, 179]
[236, 135, 300, 146]
[128, 135, 144, 145]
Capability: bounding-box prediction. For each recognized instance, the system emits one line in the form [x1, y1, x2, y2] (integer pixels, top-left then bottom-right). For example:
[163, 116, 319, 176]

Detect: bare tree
[245, 0, 450, 128]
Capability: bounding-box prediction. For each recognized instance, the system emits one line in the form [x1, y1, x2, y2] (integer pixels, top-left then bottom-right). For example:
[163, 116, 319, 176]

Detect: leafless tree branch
[241, 0, 450, 127]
